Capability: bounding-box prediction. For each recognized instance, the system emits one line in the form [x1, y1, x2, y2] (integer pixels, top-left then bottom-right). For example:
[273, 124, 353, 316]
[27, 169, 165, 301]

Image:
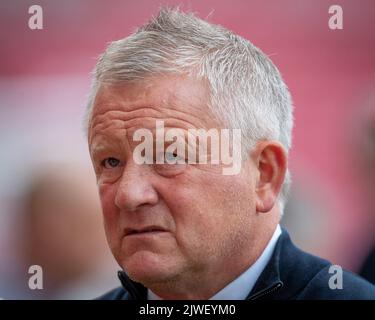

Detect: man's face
[88, 74, 257, 287]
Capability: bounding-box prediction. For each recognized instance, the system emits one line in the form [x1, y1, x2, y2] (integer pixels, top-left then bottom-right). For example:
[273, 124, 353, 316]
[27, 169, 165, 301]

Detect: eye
[165, 151, 177, 163]
[101, 157, 121, 169]
[165, 151, 186, 164]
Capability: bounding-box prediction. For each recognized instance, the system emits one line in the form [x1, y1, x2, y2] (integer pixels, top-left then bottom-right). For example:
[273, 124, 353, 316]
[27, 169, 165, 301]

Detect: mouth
[123, 226, 168, 237]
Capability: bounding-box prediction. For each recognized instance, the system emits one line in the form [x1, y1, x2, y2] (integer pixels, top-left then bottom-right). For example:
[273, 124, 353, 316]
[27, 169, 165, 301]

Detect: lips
[123, 226, 167, 237]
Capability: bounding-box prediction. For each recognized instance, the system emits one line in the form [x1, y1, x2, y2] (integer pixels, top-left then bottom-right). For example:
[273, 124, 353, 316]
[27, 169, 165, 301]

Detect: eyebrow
[90, 144, 108, 158]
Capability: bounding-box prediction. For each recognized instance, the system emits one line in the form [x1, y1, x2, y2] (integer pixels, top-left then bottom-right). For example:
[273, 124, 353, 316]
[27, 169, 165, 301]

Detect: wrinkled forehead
[89, 74, 215, 129]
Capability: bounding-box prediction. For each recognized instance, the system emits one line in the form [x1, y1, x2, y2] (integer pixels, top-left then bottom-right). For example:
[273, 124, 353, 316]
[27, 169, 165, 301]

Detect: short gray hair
[84, 7, 294, 211]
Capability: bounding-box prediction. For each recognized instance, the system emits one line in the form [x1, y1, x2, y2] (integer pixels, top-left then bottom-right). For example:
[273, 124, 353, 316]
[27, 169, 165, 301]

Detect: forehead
[90, 74, 215, 129]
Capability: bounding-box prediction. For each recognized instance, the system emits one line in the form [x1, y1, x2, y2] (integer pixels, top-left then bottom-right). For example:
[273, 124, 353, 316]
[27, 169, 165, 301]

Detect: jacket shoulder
[296, 265, 375, 299]
[283, 235, 375, 299]
[259, 229, 375, 300]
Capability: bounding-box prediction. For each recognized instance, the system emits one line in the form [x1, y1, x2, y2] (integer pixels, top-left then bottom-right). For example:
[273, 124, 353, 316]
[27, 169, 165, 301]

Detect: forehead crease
[164, 90, 213, 120]
[89, 116, 197, 150]
[89, 117, 126, 140]
[91, 104, 212, 131]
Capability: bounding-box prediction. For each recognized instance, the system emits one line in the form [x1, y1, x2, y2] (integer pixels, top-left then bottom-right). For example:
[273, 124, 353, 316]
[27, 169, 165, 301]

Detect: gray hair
[84, 7, 294, 212]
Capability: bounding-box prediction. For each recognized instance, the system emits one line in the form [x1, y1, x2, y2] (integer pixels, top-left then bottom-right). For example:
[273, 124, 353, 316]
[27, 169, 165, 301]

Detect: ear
[252, 141, 287, 213]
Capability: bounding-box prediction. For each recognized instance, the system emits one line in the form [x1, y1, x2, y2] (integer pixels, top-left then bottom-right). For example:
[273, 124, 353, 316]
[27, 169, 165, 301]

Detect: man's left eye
[165, 151, 185, 164]
[102, 157, 121, 169]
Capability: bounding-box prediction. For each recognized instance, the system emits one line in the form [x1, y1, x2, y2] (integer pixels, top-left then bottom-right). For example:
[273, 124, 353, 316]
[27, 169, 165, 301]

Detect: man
[85, 8, 375, 299]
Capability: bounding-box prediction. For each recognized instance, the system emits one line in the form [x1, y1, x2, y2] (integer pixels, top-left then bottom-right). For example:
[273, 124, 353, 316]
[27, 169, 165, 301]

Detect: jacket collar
[247, 228, 330, 300]
[117, 271, 147, 300]
[245, 229, 284, 300]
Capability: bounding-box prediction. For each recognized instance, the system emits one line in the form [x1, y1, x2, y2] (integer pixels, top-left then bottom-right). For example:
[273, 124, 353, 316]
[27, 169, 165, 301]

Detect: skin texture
[88, 74, 286, 299]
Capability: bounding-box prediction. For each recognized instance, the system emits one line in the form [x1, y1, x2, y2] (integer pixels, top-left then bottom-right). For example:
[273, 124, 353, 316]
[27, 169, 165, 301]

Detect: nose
[114, 163, 159, 212]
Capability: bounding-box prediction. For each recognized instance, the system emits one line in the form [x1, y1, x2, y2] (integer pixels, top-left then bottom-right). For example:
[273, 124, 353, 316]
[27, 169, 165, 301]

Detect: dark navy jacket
[360, 246, 375, 285]
[98, 229, 375, 300]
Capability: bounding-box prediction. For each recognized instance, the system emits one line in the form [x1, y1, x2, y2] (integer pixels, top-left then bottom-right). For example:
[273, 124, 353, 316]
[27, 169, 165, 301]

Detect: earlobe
[254, 141, 287, 213]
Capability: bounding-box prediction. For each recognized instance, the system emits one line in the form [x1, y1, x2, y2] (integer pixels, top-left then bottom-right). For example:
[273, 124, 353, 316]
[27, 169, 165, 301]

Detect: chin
[120, 250, 178, 285]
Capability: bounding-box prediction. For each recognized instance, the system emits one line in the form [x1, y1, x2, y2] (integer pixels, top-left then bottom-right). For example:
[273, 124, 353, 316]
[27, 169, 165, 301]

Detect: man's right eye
[101, 157, 121, 169]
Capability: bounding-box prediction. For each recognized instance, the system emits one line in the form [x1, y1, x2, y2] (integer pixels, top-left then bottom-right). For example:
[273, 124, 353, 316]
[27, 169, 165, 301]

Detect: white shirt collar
[148, 224, 282, 300]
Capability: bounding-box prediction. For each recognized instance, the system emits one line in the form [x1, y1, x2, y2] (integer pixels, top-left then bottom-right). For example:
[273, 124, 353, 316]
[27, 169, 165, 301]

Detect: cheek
[99, 182, 117, 213]
[98, 183, 121, 245]
[158, 178, 227, 247]
[163, 174, 253, 248]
